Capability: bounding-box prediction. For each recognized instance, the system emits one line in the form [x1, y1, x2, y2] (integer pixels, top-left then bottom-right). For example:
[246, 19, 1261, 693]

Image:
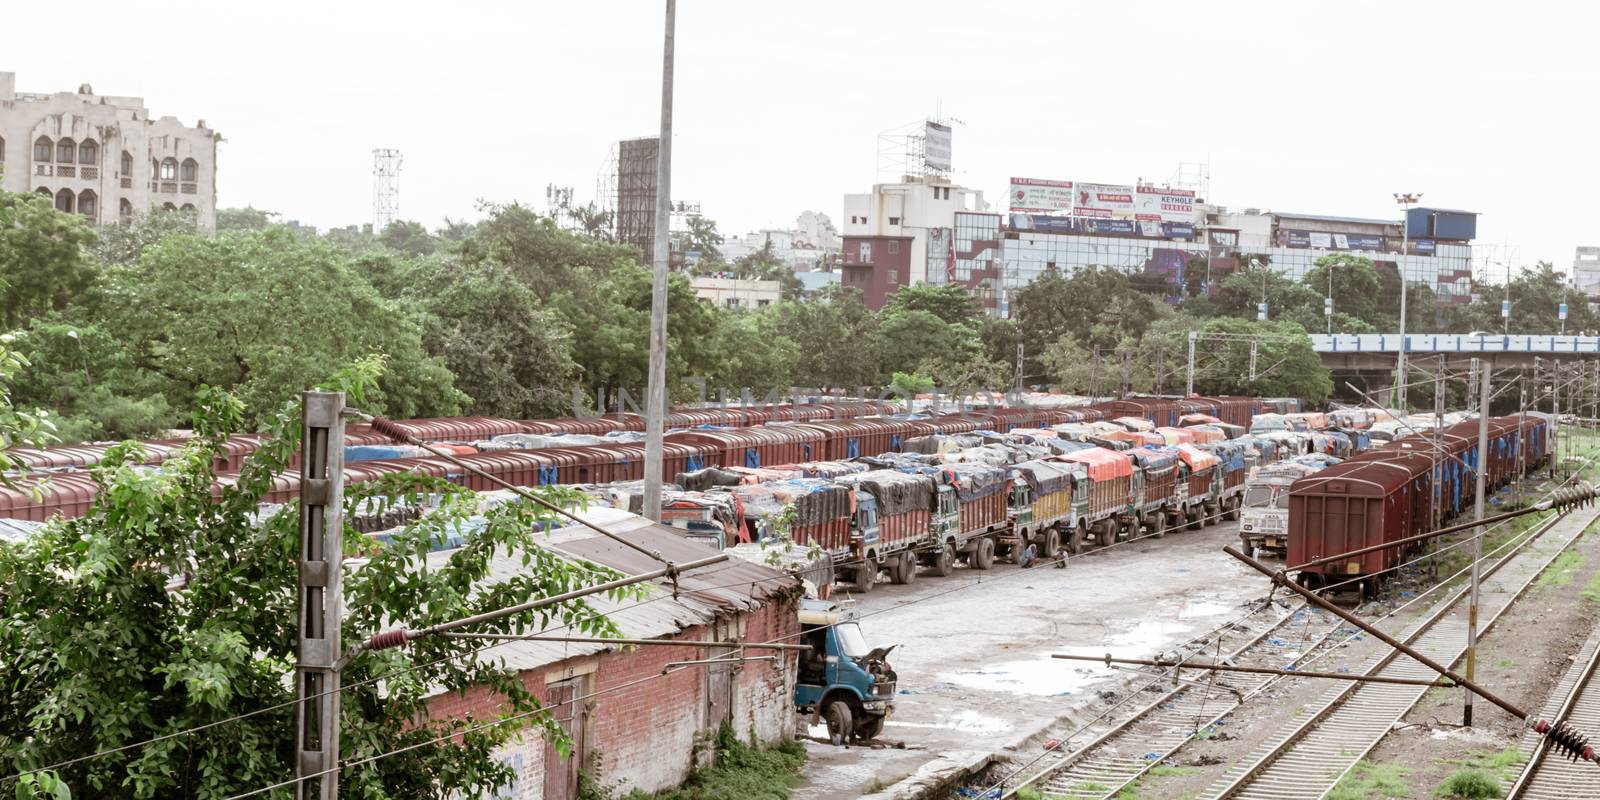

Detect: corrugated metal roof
[1272, 211, 1398, 227]
[419, 505, 800, 682]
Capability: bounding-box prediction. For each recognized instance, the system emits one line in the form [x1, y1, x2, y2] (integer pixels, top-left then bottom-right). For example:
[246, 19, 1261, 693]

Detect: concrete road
[795, 520, 1264, 798]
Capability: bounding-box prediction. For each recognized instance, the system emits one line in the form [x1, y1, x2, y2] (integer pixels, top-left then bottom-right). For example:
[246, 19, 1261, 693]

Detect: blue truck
[795, 599, 898, 745]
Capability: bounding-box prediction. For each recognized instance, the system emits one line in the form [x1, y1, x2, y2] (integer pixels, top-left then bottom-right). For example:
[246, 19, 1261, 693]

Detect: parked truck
[832, 469, 936, 592]
[1005, 458, 1086, 561]
[796, 599, 898, 745]
[1237, 461, 1320, 556]
[1058, 446, 1135, 552]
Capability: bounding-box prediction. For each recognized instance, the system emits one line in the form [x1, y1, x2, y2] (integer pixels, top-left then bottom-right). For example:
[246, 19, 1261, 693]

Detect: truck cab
[1238, 479, 1293, 556]
[795, 599, 897, 745]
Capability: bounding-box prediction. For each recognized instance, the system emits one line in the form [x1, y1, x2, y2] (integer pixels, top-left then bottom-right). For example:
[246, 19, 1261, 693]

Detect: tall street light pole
[642, 0, 675, 521]
[1394, 192, 1421, 409]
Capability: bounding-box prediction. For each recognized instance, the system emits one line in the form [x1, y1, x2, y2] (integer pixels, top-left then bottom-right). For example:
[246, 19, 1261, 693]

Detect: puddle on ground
[886, 709, 1013, 735]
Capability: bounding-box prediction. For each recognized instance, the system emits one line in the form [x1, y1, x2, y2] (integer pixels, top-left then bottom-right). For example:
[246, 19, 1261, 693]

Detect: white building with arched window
[0, 71, 216, 229]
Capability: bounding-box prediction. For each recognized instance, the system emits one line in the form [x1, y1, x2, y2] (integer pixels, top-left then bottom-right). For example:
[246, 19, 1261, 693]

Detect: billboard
[1073, 183, 1136, 218]
[1135, 186, 1199, 224]
[1009, 178, 1074, 212]
[924, 122, 952, 171]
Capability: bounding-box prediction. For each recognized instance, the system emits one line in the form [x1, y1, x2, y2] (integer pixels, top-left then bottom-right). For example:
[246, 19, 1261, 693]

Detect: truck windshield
[1243, 485, 1275, 507]
[836, 623, 871, 659]
[1275, 491, 1291, 509]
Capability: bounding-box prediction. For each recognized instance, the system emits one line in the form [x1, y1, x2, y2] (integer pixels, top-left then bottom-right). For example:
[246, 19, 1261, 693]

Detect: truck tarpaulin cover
[1061, 447, 1134, 482]
[1113, 416, 1156, 432]
[675, 467, 746, 491]
[1054, 440, 1098, 454]
[1179, 413, 1222, 426]
[1155, 427, 1195, 445]
[836, 469, 936, 517]
[1130, 448, 1179, 472]
[938, 462, 1009, 502]
[1203, 442, 1248, 473]
[729, 478, 853, 526]
[1175, 443, 1219, 472]
[1014, 459, 1078, 496]
[1052, 423, 1100, 441]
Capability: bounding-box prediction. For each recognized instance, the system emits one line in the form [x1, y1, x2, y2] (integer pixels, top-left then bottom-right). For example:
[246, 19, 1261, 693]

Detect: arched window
[179, 203, 196, 214]
[160, 158, 178, 180]
[36, 187, 52, 198]
[55, 189, 75, 213]
[77, 140, 98, 166]
[161, 202, 177, 212]
[121, 151, 133, 176]
[33, 137, 52, 162]
[119, 198, 133, 223]
[180, 158, 198, 182]
[56, 138, 75, 164]
[78, 190, 97, 222]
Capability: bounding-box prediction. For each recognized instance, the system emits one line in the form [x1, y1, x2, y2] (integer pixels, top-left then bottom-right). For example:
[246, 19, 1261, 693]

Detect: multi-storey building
[0, 72, 217, 229]
[840, 177, 987, 306]
[840, 173, 1477, 315]
[1574, 247, 1600, 299]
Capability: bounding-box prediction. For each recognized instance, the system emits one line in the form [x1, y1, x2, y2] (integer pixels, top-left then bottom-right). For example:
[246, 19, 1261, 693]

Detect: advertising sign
[1309, 232, 1333, 249]
[1134, 186, 1198, 223]
[1284, 230, 1312, 248]
[1073, 182, 1136, 219]
[924, 122, 953, 171]
[1162, 222, 1197, 239]
[1344, 234, 1385, 251]
[1077, 218, 1137, 235]
[1009, 178, 1074, 212]
[1414, 239, 1437, 255]
[1008, 213, 1075, 233]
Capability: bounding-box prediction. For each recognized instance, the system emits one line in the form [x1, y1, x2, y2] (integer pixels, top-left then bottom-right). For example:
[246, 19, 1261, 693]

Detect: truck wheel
[1067, 523, 1086, 555]
[1145, 512, 1165, 540]
[1186, 506, 1203, 531]
[850, 564, 875, 594]
[1039, 528, 1060, 561]
[928, 544, 956, 577]
[824, 700, 854, 746]
[893, 551, 918, 585]
[1203, 503, 1220, 527]
[1225, 496, 1242, 521]
[854, 715, 885, 741]
[971, 537, 995, 570]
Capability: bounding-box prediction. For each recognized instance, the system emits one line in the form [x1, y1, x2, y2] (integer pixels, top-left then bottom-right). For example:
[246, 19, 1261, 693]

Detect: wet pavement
[796, 521, 1263, 798]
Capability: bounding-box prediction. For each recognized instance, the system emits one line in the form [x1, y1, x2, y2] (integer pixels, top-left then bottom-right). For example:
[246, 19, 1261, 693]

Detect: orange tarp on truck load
[1060, 446, 1134, 482]
[1175, 443, 1219, 472]
[1155, 427, 1195, 445]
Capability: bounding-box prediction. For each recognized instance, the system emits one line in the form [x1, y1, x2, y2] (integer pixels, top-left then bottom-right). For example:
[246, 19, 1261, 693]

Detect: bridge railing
[1309, 333, 1600, 354]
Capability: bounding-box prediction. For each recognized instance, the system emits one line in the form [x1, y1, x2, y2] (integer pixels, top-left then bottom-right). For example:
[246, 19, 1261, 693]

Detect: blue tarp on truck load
[345, 444, 427, 462]
[1012, 459, 1079, 496]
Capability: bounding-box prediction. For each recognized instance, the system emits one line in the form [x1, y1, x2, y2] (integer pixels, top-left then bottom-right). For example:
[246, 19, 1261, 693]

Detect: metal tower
[372, 148, 402, 232]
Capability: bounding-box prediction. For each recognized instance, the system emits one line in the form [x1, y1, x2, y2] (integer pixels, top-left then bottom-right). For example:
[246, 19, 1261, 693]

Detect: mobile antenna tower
[372, 148, 402, 232]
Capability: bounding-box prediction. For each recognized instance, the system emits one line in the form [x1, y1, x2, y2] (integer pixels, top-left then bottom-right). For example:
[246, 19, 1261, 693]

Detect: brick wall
[437, 591, 802, 799]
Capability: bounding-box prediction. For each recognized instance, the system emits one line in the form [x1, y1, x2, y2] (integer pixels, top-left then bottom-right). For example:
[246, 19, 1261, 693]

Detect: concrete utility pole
[1394, 192, 1421, 409]
[1516, 371, 1528, 505]
[1551, 359, 1560, 478]
[297, 392, 346, 799]
[642, 0, 676, 521]
[1186, 330, 1197, 396]
[1465, 359, 1489, 727]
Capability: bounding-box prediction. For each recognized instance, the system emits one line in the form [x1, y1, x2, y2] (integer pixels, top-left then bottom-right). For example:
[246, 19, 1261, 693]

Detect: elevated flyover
[1310, 333, 1600, 371]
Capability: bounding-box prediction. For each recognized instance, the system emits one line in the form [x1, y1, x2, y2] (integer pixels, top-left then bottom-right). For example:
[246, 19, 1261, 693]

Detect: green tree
[0, 189, 99, 329]
[377, 219, 438, 257]
[1198, 260, 1320, 323]
[767, 287, 879, 390]
[0, 386, 632, 798]
[674, 215, 724, 264]
[461, 203, 641, 300]
[98, 227, 465, 423]
[214, 206, 278, 232]
[91, 209, 198, 268]
[881, 283, 984, 328]
[705, 310, 799, 395]
[1155, 316, 1332, 402]
[1302, 254, 1382, 329]
[11, 321, 176, 442]
[414, 261, 581, 418]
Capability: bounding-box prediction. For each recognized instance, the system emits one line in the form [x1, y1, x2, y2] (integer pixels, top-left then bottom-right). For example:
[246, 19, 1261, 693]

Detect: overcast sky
[15, 1, 1597, 274]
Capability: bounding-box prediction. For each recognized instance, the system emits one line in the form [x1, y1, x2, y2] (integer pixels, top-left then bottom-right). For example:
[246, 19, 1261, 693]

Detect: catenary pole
[1186, 330, 1196, 396]
[297, 392, 345, 800]
[642, 0, 675, 521]
[1466, 358, 1489, 726]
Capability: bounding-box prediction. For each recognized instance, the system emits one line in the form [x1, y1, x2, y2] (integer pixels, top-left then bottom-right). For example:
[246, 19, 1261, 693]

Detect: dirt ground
[794, 520, 1265, 799]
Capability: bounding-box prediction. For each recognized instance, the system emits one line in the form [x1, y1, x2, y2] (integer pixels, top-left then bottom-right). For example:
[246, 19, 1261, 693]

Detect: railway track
[1199, 503, 1600, 800]
[1503, 622, 1600, 798]
[1019, 602, 1346, 799]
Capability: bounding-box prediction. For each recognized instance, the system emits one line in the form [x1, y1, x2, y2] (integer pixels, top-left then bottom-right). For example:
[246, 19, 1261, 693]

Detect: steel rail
[1204, 504, 1597, 799]
[1504, 626, 1600, 798]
